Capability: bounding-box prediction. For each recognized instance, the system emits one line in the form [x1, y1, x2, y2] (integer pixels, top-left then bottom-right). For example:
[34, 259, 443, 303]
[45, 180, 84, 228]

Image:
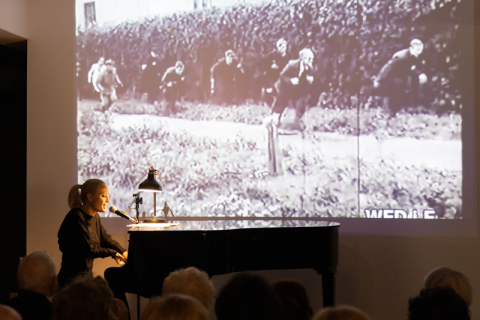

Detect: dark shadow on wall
[0, 41, 27, 303]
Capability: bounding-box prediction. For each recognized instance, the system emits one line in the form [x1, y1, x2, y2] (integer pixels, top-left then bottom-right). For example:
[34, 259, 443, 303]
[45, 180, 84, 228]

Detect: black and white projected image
[75, 0, 468, 220]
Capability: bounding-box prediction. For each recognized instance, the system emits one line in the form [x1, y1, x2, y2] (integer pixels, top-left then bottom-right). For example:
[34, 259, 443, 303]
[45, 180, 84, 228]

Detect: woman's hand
[114, 252, 127, 266]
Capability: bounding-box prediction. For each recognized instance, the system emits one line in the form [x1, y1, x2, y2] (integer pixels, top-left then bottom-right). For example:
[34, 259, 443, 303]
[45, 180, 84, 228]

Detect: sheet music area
[126, 220, 337, 230]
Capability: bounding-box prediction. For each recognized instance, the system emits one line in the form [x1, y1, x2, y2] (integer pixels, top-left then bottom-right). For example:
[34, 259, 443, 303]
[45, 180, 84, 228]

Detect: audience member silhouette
[52, 274, 127, 320]
[423, 266, 472, 306]
[408, 287, 470, 320]
[271, 279, 313, 320]
[0, 304, 22, 320]
[7, 250, 58, 320]
[313, 305, 372, 320]
[162, 267, 215, 310]
[215, 272, 284, 320]
[140, 294, 208, 320]
[5, 256, 470, 320]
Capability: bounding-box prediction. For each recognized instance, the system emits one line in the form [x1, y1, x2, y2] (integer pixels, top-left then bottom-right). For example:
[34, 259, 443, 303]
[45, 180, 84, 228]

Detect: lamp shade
[138, 167, 162, 192]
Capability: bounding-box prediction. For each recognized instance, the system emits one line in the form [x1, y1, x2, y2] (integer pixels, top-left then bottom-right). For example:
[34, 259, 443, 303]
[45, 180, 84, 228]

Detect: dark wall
[0, 42, 27, 303]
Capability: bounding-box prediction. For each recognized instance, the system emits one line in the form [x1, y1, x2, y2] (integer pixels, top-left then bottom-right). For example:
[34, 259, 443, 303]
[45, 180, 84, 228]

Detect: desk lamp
[138, 167, 166, 223]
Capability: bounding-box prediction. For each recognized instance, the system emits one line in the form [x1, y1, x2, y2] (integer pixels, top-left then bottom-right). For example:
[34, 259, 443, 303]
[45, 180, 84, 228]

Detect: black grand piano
[108, 220, 339, 310]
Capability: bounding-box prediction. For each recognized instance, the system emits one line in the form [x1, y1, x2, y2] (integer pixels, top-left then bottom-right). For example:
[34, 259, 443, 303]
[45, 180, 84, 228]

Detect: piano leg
[105, 267, 133, 319]
[137, 294, 140, 320]
[322, 271, 336, 307]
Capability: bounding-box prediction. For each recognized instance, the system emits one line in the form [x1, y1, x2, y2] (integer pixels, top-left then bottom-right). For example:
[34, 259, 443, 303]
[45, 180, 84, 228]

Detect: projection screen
[75, 0, 476, 235]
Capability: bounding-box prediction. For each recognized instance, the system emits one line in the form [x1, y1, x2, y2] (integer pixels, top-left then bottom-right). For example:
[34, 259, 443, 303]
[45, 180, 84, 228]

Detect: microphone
[109, 206, 138, 223]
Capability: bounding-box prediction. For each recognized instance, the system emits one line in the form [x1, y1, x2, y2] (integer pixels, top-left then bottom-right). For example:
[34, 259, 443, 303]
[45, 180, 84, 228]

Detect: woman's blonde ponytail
[68, 184, 83, 209]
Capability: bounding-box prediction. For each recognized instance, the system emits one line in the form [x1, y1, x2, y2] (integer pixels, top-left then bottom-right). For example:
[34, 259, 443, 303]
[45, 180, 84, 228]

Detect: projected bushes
[76, 0, 464, 113]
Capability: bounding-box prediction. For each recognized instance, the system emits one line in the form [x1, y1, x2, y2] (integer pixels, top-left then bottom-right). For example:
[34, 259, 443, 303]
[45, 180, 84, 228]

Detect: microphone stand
[119, 193, 142, 224]
[131, 193, 143, 223]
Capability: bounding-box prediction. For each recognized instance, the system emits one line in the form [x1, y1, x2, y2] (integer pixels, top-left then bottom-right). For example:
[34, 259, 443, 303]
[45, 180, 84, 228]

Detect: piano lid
[128, 220, 340, 232]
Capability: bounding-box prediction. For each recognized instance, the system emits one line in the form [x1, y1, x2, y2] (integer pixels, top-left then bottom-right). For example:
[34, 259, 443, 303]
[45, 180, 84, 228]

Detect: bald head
[0, 304, 22, 320]
[18, 250, 58, 297]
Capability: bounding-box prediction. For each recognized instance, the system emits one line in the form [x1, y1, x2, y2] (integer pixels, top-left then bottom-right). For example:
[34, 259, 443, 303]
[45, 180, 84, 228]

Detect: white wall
[0, 0, 28, 37]
[0, 0, 28, 44]
[17, 0, 480, 319]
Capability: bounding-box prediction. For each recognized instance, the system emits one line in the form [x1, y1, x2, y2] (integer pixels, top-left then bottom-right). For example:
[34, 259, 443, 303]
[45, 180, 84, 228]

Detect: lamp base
[143, 217, 167, 223]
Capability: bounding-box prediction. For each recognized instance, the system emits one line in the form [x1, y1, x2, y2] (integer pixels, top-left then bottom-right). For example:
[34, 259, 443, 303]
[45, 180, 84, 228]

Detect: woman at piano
[57, 179, 128, 288]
